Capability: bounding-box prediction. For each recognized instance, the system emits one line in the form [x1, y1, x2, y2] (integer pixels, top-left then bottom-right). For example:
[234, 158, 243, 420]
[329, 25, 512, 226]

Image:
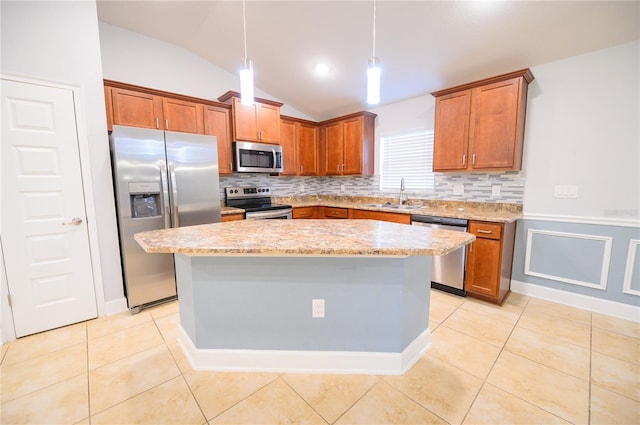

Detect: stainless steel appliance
[233, 141, 283, 173]
[411, 215, 469, 296]
[110, 125, 221, 312]
[225, 187, 292, 219]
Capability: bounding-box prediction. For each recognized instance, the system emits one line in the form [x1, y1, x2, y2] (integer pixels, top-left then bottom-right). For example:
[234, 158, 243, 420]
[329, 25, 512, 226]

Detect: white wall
[523, 40, 640, 223]
[0, 1, 124, 304]
[99, 22, 314, 121]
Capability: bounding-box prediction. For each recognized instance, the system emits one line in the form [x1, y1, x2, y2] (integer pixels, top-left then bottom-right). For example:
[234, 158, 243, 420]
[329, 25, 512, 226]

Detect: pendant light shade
[367, 0, 380, 105]
[367, 57, 381, 105]
[239, 0, 254, 105]
[240, 57, 254, 106]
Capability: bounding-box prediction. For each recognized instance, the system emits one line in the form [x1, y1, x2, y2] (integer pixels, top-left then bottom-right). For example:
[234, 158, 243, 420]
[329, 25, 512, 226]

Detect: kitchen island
[135, 220, 474, 375]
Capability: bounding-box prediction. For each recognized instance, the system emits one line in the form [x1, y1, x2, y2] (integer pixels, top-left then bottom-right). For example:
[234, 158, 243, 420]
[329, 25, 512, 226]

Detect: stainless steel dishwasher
[411, 215, 469, 296]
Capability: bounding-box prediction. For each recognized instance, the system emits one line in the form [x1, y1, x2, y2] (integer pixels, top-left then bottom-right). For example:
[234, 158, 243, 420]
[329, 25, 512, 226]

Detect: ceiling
[97, 1, 639, 121]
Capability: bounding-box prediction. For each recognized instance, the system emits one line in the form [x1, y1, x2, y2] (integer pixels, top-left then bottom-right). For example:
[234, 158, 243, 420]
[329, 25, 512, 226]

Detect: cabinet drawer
[221, 213, 244, 222]
[293, 207, 317, 219]
[323, 207, 348, 219]
[469, 221, 502, 240]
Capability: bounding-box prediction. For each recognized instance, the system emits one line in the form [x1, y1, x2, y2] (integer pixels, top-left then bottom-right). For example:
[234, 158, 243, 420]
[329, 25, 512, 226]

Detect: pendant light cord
[372, 0, 376, 57]
[242, 0, 248, 59]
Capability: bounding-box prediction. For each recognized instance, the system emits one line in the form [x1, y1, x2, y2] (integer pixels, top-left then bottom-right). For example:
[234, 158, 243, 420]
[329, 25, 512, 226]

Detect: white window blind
[380, 130, 434, 193]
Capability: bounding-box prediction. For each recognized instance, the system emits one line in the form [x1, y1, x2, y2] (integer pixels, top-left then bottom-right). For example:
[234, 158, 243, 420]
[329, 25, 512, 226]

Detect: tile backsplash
[219, 172, 525, 204]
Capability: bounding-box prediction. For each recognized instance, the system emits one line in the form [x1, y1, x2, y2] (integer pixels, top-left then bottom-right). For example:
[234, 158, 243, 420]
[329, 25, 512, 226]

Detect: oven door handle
[246, 208, 292, 220]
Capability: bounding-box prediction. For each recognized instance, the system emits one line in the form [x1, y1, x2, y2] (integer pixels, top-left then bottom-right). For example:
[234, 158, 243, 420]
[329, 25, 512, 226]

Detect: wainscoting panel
[513, 219, 640, 307]
[623, 239, 640, 296]
[525, 229, 612, 290]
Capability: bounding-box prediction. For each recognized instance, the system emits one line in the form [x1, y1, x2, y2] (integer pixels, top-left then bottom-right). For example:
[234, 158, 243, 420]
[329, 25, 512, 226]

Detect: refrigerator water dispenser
[129, 182, 161, 218]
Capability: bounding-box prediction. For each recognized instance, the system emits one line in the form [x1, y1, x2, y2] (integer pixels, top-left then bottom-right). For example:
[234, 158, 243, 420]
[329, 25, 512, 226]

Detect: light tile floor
[1, 290, 639, 424]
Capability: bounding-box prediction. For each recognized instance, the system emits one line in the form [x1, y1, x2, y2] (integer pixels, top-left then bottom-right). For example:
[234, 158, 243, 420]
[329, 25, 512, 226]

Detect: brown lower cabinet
[292, 206, 412, 225]
[292, 207, 319, 219]
[348, 209, 411, 225]
[221, 213, 244, 222]
[321, 207, 349, 219]
[465, 220, 516, 305]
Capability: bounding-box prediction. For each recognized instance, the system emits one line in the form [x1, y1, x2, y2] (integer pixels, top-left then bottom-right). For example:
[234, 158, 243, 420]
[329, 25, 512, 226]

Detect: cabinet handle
[156, 118, 159, 129]
[477, 229, 492, 234]
[230, 162, 233, 171]
[472, 154, 476, 165]
[337, 164, 341, 172]
[300, 165, 303, 173]
[462, 154, 466, 166]
[165, 119, 169, 130]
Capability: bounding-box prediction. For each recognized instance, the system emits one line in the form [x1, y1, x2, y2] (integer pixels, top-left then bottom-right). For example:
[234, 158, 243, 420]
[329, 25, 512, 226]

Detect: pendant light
[367, 0, 381, 105]
[240, 0, 254, 105]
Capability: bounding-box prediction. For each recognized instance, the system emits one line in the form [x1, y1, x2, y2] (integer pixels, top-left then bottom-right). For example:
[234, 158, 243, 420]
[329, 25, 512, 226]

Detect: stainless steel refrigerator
[110, 125, 221, 312]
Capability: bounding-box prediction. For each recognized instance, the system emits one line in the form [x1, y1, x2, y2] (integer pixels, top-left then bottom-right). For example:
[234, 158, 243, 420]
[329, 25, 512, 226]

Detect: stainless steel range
[225, 187, 292, 219]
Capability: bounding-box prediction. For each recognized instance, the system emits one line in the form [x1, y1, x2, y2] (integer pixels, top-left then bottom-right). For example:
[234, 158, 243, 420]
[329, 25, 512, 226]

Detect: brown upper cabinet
[319, 111, 376, 176]
[218, 91, 283, 144]
[203, 104, 233, 175]
[108, 85, 204, 134]
[104, 80, 232, 174]
[431, 69, 534, 172]
[280, 116, 319, 176]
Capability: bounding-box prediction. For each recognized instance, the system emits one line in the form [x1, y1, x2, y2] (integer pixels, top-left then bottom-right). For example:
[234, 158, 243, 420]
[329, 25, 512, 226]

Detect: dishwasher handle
[411, 215, 468, 227]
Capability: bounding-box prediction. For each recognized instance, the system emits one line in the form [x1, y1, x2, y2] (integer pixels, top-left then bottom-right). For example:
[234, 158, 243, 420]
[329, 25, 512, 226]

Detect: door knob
[61, 217, 83, 226]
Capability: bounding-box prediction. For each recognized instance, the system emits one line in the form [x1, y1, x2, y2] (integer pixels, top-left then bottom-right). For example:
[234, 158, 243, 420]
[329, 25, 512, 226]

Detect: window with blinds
[379, 130, 435, 193]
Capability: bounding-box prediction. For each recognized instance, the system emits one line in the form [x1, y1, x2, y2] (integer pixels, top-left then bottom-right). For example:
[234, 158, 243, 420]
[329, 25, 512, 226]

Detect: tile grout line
[478, 296, 588, 423]
[457, 295, 531, 424]
[279, 376, 331, 424]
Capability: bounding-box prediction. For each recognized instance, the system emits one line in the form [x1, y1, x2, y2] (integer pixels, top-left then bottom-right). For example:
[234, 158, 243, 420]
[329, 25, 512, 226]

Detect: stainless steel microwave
[233, 141, 283, 173]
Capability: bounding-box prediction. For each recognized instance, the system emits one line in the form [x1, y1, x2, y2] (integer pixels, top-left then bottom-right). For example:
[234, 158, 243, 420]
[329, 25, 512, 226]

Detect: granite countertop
[280, 196, 522, 223]
[135, 219, 475, 256]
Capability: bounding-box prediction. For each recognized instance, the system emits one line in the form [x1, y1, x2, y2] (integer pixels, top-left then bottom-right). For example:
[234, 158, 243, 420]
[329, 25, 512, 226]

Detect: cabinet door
[298, 123, 319, 175]
[279, 119, 298, 175]
[257, 103, 281, 143]
[162, 98, 204, 134]
[204, 105, 233, 175]
[111, 87, 163, 130]
[323, 122, 344, 175]
[232, 97, 259, 141]
[342, 116, 364, 175]
[466, 237, 501, 298]
[433, 90, 471, 171]
[469, 78, 521, 170]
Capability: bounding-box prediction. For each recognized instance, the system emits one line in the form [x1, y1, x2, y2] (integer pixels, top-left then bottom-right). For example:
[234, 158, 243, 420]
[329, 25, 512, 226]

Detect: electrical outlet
[554, 185, 578, 198]
[491, 184, 501, 197]
[299, 183, 305, 193]
[453, 184, 464, 195]
[340, 184, 345, 193]
[312, 299, 325, 318]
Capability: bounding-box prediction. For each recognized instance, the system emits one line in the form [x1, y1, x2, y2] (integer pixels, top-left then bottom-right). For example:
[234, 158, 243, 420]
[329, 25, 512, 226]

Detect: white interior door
[1, 79, 97, 337]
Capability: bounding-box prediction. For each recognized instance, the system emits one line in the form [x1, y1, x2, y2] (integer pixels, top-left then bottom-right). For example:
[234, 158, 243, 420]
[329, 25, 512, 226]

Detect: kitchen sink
[364, 203, 422, 210]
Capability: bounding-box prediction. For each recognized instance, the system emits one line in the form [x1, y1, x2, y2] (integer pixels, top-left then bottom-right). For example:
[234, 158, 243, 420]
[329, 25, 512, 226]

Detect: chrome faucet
[399, 177, 408, 205]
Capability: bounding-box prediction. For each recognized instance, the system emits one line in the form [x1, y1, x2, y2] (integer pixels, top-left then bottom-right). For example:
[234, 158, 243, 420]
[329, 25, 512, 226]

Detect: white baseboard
[177, 326, 432, 376]
[511, 279, 640, 322]
[103, 297, 128, 316]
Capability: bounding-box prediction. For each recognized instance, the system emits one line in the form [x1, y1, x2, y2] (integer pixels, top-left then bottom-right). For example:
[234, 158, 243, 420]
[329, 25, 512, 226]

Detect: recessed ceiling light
[315, 63, 330, 76]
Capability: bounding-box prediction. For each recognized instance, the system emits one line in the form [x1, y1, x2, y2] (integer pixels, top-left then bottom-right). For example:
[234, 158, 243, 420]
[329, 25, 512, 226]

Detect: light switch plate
[453, 184, 464, 195]
[554, 185, 579, 198]
[491, 184, 501, 197]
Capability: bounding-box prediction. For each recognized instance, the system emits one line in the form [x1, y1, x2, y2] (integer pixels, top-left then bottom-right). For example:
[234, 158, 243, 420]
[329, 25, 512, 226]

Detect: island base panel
[175, 254, 433, 374]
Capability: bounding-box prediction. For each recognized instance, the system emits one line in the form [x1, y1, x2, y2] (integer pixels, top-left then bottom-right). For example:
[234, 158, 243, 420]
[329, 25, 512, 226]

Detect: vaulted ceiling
[97, 1, 639, 120]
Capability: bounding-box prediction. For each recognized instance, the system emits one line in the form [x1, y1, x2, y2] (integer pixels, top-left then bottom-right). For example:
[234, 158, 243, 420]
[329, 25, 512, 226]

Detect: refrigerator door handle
[159, 162, 171, 229]
[169, 163, 180, 227]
